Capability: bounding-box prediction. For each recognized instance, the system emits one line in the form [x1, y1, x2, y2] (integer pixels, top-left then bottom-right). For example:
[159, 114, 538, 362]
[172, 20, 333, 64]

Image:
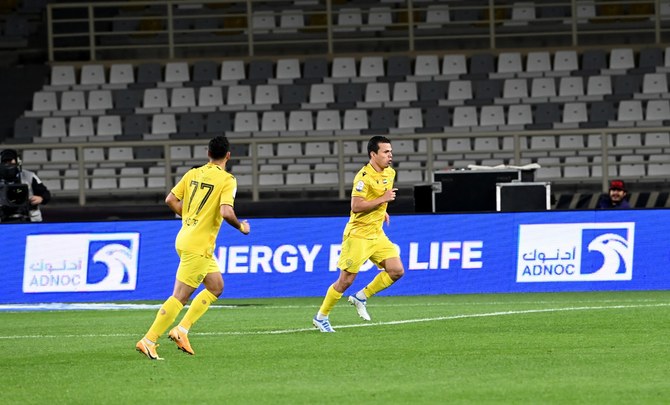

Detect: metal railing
[47, 0, 670, 62]
[7, 127, 670, 207]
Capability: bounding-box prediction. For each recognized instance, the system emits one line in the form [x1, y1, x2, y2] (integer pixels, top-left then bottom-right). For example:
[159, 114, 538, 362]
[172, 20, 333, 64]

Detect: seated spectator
[596, 179, 630, 209]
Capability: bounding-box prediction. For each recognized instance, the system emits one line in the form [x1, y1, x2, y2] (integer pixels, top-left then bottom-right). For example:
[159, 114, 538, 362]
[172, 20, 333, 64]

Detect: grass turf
[1, 291, 669, 404]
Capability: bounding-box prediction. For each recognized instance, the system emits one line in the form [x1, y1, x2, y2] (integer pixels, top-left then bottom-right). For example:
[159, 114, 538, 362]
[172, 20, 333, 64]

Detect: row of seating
[20, 130, 670, 174]
[16, 99, 670, 141]
[28, 74, 670, 118]
[101, 1, 670, 38]
[45, 47, 670, 89]
[33, 152, 670, 194]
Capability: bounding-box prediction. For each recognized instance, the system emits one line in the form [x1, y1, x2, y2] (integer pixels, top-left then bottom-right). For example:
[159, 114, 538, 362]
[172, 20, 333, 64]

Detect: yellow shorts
[176, 249, 221, 288]
[337, 233, 399, 273]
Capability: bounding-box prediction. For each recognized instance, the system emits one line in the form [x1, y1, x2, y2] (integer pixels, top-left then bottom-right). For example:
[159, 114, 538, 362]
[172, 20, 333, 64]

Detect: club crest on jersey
[383, 179, 388, 184]
[355, 180, 364, 192]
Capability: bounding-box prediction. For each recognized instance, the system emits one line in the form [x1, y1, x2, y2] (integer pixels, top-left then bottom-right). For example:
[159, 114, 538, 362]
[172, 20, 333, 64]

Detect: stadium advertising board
[1, 209, 667, 303]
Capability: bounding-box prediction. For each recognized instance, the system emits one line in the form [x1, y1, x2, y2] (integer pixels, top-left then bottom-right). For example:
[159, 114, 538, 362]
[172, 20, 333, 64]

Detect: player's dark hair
[208, 136, 230, 160]
[367, 136, 391, 158]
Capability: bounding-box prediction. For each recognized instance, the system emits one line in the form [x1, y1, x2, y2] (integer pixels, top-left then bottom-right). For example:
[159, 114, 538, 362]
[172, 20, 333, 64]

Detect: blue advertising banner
[1, 209, 668, 304]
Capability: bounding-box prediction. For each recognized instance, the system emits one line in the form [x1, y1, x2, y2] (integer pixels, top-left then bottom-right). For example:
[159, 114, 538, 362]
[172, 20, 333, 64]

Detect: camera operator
[0, 149, 51, 222]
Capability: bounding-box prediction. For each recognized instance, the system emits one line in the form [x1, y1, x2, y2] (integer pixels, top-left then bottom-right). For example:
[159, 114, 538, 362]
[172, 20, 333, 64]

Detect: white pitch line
[1, 303, 668, 340]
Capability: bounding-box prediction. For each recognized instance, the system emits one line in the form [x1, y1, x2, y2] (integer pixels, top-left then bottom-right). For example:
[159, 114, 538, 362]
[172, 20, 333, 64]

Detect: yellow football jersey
[343, 163, 396, 239]
[171, 163, 237, 257]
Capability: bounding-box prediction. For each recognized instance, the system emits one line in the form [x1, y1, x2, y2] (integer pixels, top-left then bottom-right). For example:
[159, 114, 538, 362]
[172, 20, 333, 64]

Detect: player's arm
[221, 203, 250, 234]
[351, 188, 398, 213]
[165, 192, 183, 216]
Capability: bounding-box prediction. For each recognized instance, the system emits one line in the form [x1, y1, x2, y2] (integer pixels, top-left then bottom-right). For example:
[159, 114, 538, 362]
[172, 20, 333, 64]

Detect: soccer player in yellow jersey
[313, 136, 405, 332]
[136, 135, 250, 359]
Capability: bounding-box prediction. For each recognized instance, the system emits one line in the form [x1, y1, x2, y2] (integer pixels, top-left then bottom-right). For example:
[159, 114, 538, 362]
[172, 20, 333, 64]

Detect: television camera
[0, 153, 30, 222]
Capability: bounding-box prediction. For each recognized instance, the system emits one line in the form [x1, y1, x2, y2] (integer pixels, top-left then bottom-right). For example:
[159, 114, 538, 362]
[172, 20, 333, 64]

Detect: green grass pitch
[1, 291, 669, 404]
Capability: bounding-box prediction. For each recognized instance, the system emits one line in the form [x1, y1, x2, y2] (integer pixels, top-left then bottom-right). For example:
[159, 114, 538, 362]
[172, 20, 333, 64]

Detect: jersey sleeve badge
[355, 180, 365, 192]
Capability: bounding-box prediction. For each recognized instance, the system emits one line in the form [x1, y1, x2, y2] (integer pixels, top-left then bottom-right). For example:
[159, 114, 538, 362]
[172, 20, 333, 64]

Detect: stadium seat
[192, 60, 219, 82]
[414, 55, 440, 77]
[421, 4, 450, 29]
[221, 60, 246, 81]
[206, 111, 232, 134]
[167, 87, 196, 112]
[335, 8, 363, 32]
[452, 106, 477, 128]
[50, 65, 76, 89]
[13, 117, 40, 140]
[281, 84, 309, 105]
[495, 52, 523, 78]
[68, 116, 94, 137]
[442, 54, 468, 77]
[165, 62, 190, 83]
[50, 148, 76, 169]
[234, 112, 259, 132]
[227, 85, 253, 106]
[331, 57, 357, 79]
[151, 114, 177, 135]
[119, 167, 146, 189]
[608, 48, 635, 72]
[446, 80, 472, 102]
[87, 90, 113, 112]
[397, 108, 423, 129]
[31, 91, 58, 115]
[108, 64, 135, 85]
[360, 56, 385, 78]
[303, 58, 329, 80]
[97, 115, 122, 136]
[276, 58, 301, 80]
[364, 82, 391, 104]
[40, 117, 66, 138]
[285, 164, 311, 186]
[252, 11, 276, 34]
[278, 9, 305, 33]
[137, 63, 162, 84]
[178, 113, 204, 136]
[261, 111, 287, 132]
[123, 115, 149, 137]
[553, 50, 579, 74]
[586, 75, 612, 97]
[58, 91, 86, 114]
[79, 64, 106, 87]
[142, 88, 169, 111]
[249, 60, 274, 81]
[288, 110, 314, 131]
[563, 156, 590, 178]
[530, 77, 557, 99]
[557, 76, 584, 99]
[309, 83, 335, 105]
[254, 84, 280, 105]
[387, 55, 412, 78]
[343, 109, 368, 130]
[525, 51, 552, 76]
[479, 105, 505, 127]
[195, 86, 224, 111]
[90, 168, 118, 190]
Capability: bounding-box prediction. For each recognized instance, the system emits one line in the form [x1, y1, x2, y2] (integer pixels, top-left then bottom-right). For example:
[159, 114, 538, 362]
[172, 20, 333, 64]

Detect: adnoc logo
[23, 233, 140, 293]
[516, 223, 634, 282]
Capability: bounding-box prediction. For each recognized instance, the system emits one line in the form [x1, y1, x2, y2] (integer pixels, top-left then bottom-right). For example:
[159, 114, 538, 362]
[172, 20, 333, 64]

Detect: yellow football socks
[363, 271, 394, 298]
[318, 285, 343, 316]
[179, 289, 218, 330]
[145, 296, 183, 343]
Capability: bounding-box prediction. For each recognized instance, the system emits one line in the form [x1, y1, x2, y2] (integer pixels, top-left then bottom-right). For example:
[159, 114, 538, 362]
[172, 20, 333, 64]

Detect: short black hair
[208, 136, 230, 160]
[0, 149, 18, 163]
[367, 136, 391, 158]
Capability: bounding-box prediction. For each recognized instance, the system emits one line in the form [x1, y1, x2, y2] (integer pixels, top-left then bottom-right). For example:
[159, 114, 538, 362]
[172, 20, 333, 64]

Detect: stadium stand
[5, 0, 670, 219]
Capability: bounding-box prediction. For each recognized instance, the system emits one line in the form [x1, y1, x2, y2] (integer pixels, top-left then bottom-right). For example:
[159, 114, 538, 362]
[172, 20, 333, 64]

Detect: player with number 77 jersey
[136, 135, 250, 360]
